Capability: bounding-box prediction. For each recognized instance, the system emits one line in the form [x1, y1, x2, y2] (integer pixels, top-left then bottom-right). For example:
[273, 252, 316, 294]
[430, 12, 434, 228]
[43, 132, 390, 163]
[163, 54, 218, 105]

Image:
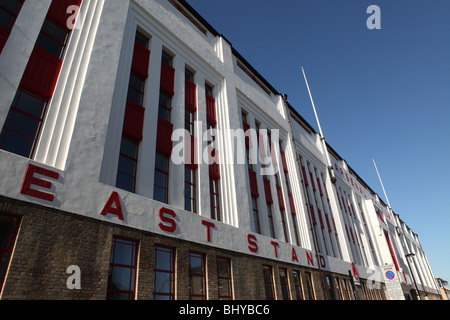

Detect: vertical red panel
[122, 99, 145, 141]
[288, 193, 296, 215]
[243, 121, 250, 147]
[317, 208, 324, 229]
[301, 166, 309, 187]
[209, 148, 220, 180]
[160, 61, 175, 96]
[317, 178, 323, 196]
[309, 204, 317, 225]
[309, 172, 316, 191]
[384, 231, 400, 271]
[156, 117, 173, 156]
[276, 185, 285, 211]
[323, 182, 329, 200]
[325, 214, 331, 232]
[20, 46, 63, 98]
[47, 0, 83, 28]
[206, 94, 216, 125]
[131, 42, 150, 79]
[248, 169, 259, 198]
[185, 133, 198, 168]
[185, 79, 197, 112]
[263, 178, 273, 204]
[280, 150, 288, 173]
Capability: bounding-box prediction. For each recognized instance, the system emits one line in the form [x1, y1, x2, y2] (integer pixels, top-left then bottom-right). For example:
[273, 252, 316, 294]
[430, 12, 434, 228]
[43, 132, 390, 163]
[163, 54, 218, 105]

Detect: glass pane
[190, 276, 204, 295]
[153, 185, 166, 203]
[14, 90, 46, 118]
[116, 172, 133, 192]
[217, 259, 229, 278]
[118, 155, 135, 176]
[189, 254, 202, 274]
[0, 129, 32, 157]
[112, 240, 135, 265]
[154, 271, 172, 293]
[109, 267, 133, 291]
[120, 138, 137, 159]
[155, 248, 172, 271]
[129, 74, 144, 91]
[8, 112, 39, 138]
[37, 34, 63, 58]
[154, 294, 172, 300]
[127, 87, 142, 105]
[218, 279, 230, 296]
[43, 20, 68, 43]
[184, 197, 192, 212]
[155, 154, 168, 171]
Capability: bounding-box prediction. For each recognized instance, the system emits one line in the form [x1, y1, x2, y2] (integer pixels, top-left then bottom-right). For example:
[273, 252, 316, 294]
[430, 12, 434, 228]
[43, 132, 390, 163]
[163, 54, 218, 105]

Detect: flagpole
[301, 67, 336, 183]
[372, 158, 391, 208]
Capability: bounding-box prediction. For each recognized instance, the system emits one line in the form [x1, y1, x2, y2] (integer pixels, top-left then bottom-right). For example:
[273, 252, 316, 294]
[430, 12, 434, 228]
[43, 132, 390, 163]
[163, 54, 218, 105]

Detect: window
[279, 268, 290, 300]
[189, 252, 206, 300]
[127, 73, 146, 106]
[267, 204, 275, 238]
[153, 246, 175, 300]
[158, 91, 172, 122]
[185, 166, 197, 213]
[334, 278, 343, 300]
[325, 276, 335, 300]
[217, 257, 232, 300]
[162, 51, 173, 66]
[107, 237, 138, 300]
[116, 137, 138, 193]
[0, 89, 48, 158]
[341, 278, 349, 300]
[185, 109, 195, 134]
[304, 272, 315, 300]
[0, 0, 24, 30]
[36, 19, 70, 59]
[210, 178, 220, 221]
[262, 265, 275, 300]
[251, 197, 261, 234]
[292, 270, 303, 300]
[135, 31, 149, 48]
[154, 153, 169, 204]
[0, 213, 21, 292]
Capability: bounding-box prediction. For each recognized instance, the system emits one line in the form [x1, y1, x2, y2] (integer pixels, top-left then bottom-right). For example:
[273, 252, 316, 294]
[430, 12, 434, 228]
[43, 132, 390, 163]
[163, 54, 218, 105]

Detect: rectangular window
[334, 278, 343, 300]
[267, 204, 275, 238]
[341, 278, 349, 300]
[304, 272, 315, 300]
[153, 246, 175, 300]
[158, 91, 172, 122]
[0, 89, 48, 158]
[210, 178, 220, 221]
[107, 236, 138, 300]
[262, 265, 275, 300]
[36, 19, 70, 59]
[325, 276, 335, 300]
[116, 137, 138, 193]
[279, 268, 290, 300]
[189, 252, 206, 300]
[0, 213, 21, 291]
[127, 73, 146, 106]
[292, 270, 303, 300]
[185, 166, 197, 213]
[154, 153, 169, 204]
[251, 197, 261, 234]
[185, 109, 195, 134]
[0, 0, 24, 30]
[217, 257, 232, 300]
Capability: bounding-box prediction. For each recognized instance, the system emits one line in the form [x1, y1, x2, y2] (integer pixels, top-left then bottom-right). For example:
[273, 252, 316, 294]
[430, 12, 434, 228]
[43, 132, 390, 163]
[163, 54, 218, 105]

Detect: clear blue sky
[187, 0, 450, 282]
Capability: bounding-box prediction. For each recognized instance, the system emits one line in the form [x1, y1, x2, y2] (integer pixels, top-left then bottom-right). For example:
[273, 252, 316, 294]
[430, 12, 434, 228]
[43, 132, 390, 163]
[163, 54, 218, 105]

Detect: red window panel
[309, 204, 317, 225]
[0, 25, 10, 54]
[243, 121, 250, 147]
[248, 169, 259, 198]
[122, 99, 145, 142]
[301, 166, 309, 186]
[47, 0, 83, 29]
[325, 213, 332, 232]
[263, 178, 273, 204]
[317, 178, 323, 196]
[184, 133, 198, 168]
[341, 196, 347, 213]
[345, 225, 351, 242]
[323, 182, 329, 200]
[317, 208, 324, 229]
[156, 117, 173, 156]
[209, 147, 220, 180]
[384, 231, 400, 271]
[185, 78, 197, 112]
[131, 41, 150, 79]
[309, 172, 316, 191]
[288, 193, 296, 215]
[160, 61, 175, 96]
[280, 150, 288, 173]
[20, 46, 63, 99]
[206, 93, 217, 125]
[276, 185, 285, 211]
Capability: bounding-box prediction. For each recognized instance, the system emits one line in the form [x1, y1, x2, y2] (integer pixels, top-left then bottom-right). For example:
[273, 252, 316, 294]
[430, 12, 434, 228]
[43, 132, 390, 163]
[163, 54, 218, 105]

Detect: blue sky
[187, 0, 450, 282]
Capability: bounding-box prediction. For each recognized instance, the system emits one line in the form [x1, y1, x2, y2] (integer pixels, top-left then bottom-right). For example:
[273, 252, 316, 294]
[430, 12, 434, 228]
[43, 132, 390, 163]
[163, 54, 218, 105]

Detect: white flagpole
[301, 67, 336, 182]
[372, 158, 392, 208]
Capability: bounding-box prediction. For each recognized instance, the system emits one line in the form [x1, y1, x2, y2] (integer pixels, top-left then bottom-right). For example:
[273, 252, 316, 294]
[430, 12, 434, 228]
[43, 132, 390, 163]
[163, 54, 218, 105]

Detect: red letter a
[100, 191, 124, 220]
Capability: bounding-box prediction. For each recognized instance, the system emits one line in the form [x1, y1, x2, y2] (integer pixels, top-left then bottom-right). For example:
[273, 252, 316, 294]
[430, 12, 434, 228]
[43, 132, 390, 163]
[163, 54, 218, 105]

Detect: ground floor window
[263, 265, 275, 300]
[189, 252, 206, 300]
[0, 213, 21, 291]
[217, 257, 233, 300]
[153, 245, 175, 300]
[107, 236, 138, 300]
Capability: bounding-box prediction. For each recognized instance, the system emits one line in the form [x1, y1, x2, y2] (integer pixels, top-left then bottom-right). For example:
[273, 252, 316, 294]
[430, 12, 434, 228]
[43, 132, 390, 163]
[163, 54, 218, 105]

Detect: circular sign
[385, 271, 395, 280]
[351, 262, 359, 280]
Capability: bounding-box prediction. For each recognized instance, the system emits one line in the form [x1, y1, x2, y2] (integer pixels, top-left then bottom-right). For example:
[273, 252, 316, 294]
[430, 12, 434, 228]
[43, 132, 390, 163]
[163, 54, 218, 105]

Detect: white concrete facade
[0, 0, 439, 298]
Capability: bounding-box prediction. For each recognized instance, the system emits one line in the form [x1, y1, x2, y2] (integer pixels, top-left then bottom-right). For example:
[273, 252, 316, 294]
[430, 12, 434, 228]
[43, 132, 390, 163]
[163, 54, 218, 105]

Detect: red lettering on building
[247, 234, 258, 253]
[158, 207, 177, 232]
[20, 164, 59, 202]
[292, 247, 298, 263]
[201, 220, 215, 242]
[270, 241, 279, 258]
[100, 191, 124, 220]
[306, 251, 314, 266]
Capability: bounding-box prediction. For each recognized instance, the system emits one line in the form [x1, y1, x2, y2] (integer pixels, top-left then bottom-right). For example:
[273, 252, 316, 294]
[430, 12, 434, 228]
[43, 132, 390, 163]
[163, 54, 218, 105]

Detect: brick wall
[0, 196, 384, 300]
